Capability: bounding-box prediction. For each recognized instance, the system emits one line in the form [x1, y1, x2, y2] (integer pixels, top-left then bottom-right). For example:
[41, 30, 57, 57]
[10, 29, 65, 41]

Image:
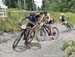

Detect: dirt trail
[0, 24, 75, 57]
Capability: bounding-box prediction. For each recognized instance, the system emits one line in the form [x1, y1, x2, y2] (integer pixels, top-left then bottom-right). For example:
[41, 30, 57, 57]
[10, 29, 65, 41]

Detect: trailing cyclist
[59, 13, 69, 25]
[37, 11, 59, 39]
[59, 13, 72, 31]
[44, 12, 55, 38]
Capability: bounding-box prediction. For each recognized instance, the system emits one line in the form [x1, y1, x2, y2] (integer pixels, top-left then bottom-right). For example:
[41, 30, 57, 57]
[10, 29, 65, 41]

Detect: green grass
[50, 11, 75, 24]
[0, 8, 28, 32]
[0, 8, 75, 32]
[61, 40, 75, 57]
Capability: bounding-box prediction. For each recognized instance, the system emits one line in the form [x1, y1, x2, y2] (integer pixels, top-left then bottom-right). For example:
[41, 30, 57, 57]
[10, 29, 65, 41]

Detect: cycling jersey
[47, 15, 54, 24]
[60, 15, 64, 20]
[25, 16, 37, 25]
[60, 15, 65, 22]
[49, 15, 54, 20]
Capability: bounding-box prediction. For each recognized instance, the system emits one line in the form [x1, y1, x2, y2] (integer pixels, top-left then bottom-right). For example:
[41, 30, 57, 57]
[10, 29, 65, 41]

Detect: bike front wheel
[69, 23, 75, 30]
[36, 28, 46, 42]
[12, 31, 24, 50]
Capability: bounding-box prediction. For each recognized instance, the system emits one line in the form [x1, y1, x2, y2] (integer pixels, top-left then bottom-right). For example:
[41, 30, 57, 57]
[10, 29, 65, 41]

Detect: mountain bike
[12, 25, 35, 50]
[36, 22, 59, 41]
[63, 20, 75, 31]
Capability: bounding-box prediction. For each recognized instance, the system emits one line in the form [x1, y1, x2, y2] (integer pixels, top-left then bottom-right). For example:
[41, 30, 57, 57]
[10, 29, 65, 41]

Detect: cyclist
[42, 11, 54, 25]
[47, 13, 54, 25]
[59, 13, 66, 24]
[60, 13, 70, 24]
[18, 12, 44, 44]
[46, 13, 55, 37]
[41, 11, 55, 37]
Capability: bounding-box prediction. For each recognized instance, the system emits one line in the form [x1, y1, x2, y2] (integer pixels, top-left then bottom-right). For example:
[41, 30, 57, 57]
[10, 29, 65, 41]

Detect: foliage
[45, 0, 75, 12]
[3, 0, 75, 12]
[25, 0, 30, 10]
[61, 40, 75, 57]
[4, 0, 18, 8]
[0, 8, 28, 32]
[61, 41, 69, 51]
[0, 8, 75, 32]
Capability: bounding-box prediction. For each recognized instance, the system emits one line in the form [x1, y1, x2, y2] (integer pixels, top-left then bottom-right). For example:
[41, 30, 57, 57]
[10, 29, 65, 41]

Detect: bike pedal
[48, 33, 51, 36]
[24, 40, 29, 45]
[50, 36, 54, 40]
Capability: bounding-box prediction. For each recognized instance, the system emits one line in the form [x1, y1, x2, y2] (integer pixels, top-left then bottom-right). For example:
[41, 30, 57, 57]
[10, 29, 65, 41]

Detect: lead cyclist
[18, 12, 44, 44]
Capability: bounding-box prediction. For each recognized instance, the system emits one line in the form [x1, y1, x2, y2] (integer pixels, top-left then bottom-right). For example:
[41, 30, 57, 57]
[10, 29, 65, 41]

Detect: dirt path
[0, 24, 75, 57]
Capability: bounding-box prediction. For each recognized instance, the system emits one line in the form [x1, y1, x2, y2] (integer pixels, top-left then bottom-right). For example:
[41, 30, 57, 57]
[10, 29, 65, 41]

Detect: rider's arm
[39, 14, 44, 23]
[18, 17, 25, 23]
[18, 17, 25, 25]
[18, 16, 29, 25]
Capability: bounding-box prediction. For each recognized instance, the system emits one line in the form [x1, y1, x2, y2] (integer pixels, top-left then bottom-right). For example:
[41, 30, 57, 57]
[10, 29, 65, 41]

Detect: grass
[50, 11, 75, 24]
[61, 40, 75, 57]
[0, 8, 75, 32]
[0, 8, 29, 33]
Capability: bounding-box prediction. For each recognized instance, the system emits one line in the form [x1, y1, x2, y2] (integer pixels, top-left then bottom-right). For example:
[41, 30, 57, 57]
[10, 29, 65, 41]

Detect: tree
[4, 0, 18, 8]
[45, 0, 75, 12]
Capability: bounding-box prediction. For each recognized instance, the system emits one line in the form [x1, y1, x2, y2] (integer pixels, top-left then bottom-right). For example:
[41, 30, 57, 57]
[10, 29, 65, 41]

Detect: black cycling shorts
[27, 23, 35, 27]
[61, 19, 65, 22]
[48, 20, 54, 24]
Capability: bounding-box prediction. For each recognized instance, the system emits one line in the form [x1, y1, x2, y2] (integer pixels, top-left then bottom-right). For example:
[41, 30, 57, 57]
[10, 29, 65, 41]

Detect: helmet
[43, 11, 47, 15]
[30, 12, 35, 16]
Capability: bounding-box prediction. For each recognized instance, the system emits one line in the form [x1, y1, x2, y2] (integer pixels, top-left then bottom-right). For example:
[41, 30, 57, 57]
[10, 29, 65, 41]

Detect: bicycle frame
[41, 23, 52, 36]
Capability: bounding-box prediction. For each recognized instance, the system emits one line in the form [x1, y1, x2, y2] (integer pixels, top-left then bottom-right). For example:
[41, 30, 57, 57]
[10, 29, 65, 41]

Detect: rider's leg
[48, 20, 54, 36]
[27, 23, 34, 38]
[50, 20, 54, 35]
[24, 23, 35, 45]
[61, 19, 65, 25]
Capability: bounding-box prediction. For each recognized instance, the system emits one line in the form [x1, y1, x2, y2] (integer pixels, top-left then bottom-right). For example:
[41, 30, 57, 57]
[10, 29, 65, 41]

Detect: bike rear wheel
[50, 27, 59, 40]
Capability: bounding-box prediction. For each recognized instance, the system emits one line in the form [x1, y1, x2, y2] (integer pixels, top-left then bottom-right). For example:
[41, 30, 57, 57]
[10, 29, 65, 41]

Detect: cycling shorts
[27, 22, 35, 27]
[61, 19, 65, 22]
[48, 20, 54, 24]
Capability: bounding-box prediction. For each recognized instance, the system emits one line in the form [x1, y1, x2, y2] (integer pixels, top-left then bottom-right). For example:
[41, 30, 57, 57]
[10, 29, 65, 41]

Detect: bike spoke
[50, 27, 59, 40]
[36, 29, 46, 41]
